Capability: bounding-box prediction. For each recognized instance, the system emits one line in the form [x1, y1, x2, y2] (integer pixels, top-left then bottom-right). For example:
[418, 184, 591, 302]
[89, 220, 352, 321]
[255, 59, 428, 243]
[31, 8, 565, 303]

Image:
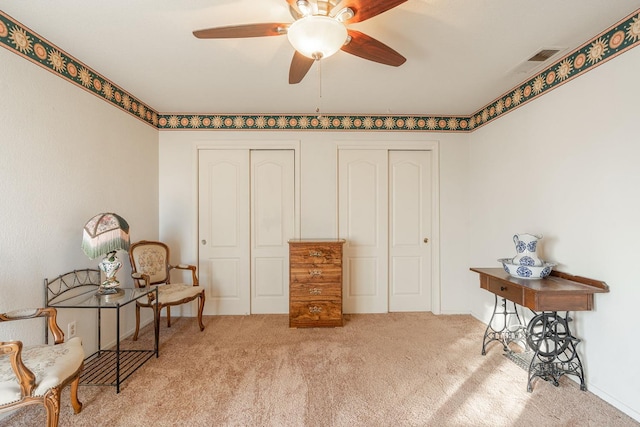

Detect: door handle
[424, 238, 429, 243]
[201, 240, 207, 245]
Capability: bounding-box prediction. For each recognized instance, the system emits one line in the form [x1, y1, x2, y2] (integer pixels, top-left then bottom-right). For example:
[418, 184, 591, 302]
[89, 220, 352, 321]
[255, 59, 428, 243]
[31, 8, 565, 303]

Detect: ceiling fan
[193, 0, 407, 84]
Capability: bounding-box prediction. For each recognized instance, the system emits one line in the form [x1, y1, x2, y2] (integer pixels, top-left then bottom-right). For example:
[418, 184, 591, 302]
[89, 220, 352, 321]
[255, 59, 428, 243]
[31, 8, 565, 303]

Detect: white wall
[158, 130, 471, 315]
[0, 48, 159, 354]
[468, 47, 640, 420]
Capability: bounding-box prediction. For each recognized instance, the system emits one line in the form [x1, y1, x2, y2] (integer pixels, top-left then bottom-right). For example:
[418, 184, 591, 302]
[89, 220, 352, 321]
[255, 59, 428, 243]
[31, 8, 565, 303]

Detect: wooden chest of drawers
[288, 239, 345, 328]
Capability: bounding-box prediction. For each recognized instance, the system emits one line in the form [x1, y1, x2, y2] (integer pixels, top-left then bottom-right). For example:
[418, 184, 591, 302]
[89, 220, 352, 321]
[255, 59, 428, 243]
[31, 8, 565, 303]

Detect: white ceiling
[2, 0, 639, 116]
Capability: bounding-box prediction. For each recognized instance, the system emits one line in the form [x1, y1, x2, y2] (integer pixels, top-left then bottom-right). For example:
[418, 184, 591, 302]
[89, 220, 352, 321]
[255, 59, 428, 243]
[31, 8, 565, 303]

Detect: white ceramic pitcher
[512, 233, 543, 266]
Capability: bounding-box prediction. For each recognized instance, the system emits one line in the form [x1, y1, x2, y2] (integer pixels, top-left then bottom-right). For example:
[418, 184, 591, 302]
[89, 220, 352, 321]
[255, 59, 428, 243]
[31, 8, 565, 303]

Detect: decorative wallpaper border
[157, 114, 471, 132]
[0, 11, 159, 128]
[1, 9, 639, 132]
[470, 9, 640, 130]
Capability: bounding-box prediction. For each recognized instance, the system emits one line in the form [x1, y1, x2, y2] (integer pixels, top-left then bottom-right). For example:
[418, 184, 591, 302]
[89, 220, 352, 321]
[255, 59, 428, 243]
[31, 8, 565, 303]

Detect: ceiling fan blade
[193, 23, 289, 39]
[341, 0, 407, 23]
[342, 30, 406, 66]
[289, 51, 315, 84]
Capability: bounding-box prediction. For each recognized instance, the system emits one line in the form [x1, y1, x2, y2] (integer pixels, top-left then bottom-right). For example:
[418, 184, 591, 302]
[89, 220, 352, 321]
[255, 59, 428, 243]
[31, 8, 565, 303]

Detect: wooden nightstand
[289, 239, 345, 328]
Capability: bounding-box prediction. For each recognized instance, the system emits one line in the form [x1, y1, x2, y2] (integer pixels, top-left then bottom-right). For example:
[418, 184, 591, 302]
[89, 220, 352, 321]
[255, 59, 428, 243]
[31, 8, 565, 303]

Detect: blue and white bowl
[498, 258, 556, 279]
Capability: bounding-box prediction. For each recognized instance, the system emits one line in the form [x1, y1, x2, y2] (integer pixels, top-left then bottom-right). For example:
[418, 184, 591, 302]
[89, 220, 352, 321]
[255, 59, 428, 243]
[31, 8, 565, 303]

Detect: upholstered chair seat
[154, 283, 204, 305]
[0, 337, 84, 404]
[0, 308, 84, 427]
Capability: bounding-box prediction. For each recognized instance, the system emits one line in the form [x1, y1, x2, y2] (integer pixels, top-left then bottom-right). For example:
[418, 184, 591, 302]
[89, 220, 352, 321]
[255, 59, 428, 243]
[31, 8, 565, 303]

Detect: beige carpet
[2, 313, 637, 426]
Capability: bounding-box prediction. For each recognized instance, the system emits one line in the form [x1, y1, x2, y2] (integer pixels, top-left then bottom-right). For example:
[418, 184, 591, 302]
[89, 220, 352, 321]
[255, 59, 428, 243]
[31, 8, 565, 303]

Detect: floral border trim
[1, 9, 638, 132]
[0, 11, 159, 128]
[157, 114, 470, 132]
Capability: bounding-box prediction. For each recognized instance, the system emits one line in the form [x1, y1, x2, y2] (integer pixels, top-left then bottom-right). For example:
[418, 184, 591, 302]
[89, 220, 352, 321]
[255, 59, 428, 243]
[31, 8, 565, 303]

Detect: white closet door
[338, 149, 433, 314]
[199, 149, 251, 315]
[199, 149, 295, 315]
[339, 149, 389, 313]
[388, 150, 432, 312]
[250, 150, 295, 314]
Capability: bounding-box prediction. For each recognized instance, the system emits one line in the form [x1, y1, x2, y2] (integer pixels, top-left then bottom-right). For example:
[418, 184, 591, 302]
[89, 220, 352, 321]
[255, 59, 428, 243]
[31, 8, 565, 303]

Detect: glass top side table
[45, 269, 159, 393]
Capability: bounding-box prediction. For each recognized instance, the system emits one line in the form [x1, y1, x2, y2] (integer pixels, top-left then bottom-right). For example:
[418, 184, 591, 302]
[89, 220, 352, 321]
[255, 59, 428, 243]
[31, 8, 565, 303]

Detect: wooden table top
[470, 268, 608, 311]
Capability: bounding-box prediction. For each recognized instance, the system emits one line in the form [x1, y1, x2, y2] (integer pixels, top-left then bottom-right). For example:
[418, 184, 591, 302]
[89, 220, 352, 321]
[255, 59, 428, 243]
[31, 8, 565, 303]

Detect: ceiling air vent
[508, 47, 564, 76]
[527, 49, 560, 62]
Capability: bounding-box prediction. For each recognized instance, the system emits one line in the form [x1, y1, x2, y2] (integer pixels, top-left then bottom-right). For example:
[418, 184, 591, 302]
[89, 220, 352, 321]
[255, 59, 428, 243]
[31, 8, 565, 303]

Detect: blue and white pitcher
[512, 233, 543, 266]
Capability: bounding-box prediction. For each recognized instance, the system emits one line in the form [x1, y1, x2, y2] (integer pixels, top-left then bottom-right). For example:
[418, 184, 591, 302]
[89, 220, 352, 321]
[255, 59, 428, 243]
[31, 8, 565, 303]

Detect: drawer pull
[309, 250, 324, 257]
[309, 306, 322, 313]
[309, 269, 322, 277]
[500, 286, 507, 291]
[309, 288, 322, 295]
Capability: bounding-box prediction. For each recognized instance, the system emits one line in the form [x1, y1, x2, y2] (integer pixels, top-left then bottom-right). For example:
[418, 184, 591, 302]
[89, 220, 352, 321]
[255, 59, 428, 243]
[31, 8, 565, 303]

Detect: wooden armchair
[129, 240, 205, 340]
[0, 307, 84, 427]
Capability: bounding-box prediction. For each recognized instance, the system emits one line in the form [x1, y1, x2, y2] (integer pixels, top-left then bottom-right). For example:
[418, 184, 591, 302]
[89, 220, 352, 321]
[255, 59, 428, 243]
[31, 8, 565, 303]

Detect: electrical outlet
[67, 320, 76, 338]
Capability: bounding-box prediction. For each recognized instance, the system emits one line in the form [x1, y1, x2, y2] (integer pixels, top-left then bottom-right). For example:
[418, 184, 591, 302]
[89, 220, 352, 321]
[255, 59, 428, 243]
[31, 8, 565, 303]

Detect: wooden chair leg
[70, 373, 83, 414]
[133, 304, 141, 341]
[154, 303, 161, 341]
[166, 306, 171, 328]
[198, 291, 205, 331]
[44, 387, 61, 427]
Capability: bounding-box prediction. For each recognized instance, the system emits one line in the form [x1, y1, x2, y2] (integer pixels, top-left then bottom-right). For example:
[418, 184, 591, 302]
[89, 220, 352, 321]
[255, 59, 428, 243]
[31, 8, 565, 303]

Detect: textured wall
[0, 47, 159, 353]
[468, 46, 640, 421]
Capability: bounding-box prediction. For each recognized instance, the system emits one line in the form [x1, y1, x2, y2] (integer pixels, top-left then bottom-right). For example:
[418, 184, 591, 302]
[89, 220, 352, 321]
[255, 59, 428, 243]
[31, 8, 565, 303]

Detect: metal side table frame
[45, 269, 159, 393]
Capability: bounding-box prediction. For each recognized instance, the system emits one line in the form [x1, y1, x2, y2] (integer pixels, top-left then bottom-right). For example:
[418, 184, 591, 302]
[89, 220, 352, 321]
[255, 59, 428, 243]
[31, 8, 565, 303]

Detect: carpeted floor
[2, 312, 637, 426]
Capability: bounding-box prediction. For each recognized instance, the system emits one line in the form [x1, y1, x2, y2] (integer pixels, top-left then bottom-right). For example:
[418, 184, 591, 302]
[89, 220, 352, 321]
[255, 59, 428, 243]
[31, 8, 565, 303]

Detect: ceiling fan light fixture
[287, 15, 347, 60]
[296, 0, 313, 16]
[334, 7, 355, 23]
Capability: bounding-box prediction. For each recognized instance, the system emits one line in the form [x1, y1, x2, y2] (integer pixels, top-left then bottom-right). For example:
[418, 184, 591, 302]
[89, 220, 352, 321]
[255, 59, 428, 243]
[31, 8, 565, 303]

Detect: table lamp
[81, 213, 130, 295]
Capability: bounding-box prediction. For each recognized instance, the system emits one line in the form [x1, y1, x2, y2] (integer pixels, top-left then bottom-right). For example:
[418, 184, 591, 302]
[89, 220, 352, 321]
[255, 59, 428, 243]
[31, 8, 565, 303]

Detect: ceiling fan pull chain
[316, 59, 323, 119]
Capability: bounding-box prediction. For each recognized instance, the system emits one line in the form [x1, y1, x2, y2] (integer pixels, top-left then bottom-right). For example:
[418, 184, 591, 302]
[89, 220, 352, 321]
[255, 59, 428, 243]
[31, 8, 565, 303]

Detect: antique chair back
[129, 240, 173, 286]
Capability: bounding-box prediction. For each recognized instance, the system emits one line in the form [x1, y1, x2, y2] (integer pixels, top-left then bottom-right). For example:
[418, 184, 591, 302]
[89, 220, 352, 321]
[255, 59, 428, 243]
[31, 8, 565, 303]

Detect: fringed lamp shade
[82, 213, 130, 259]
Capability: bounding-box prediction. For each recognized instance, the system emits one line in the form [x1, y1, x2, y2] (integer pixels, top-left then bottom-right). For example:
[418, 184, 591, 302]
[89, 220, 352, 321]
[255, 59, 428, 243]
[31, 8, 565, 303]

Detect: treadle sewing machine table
[470, 268, 608, 392]
[47, 273, 159, 394]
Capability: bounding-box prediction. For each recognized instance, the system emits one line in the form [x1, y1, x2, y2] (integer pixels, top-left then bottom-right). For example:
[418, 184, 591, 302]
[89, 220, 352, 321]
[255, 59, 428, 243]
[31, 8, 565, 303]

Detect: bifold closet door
[198, 149, 294, 315]
[388, 150, 432, 312]
[339, 149, 432, 314]
[339, 149, 389, 313]
[199, 149, 251, 315]
[250, 150, 295, 314]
